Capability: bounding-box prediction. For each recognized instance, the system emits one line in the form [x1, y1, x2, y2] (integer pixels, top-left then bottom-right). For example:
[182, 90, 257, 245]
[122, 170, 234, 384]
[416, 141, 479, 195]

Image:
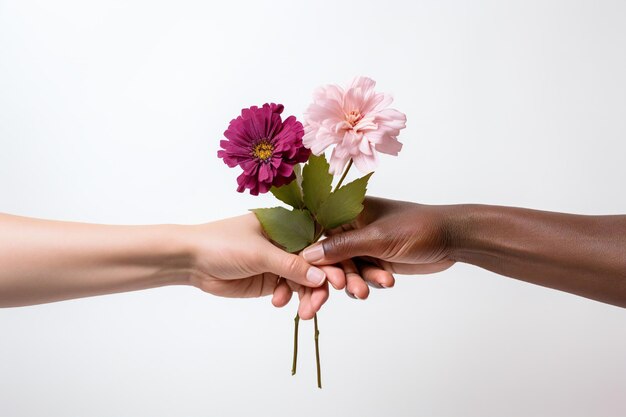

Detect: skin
[300, 197, 626, 308]
[0, 213, 342, 318]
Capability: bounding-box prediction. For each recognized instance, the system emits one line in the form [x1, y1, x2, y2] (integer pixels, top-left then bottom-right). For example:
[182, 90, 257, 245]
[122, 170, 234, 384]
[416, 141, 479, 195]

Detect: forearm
[448, 205, 626, 307]
[0, 214, 192, 307]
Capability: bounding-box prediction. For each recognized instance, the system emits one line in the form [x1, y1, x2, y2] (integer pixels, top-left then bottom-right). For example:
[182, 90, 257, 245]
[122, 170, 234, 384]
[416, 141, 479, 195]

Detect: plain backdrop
[1, 1, 625, 416]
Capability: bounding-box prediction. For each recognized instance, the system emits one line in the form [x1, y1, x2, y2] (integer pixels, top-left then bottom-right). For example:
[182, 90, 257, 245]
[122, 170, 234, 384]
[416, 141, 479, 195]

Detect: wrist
[442, 204, 489, 263]
[148, 224, 196, 286]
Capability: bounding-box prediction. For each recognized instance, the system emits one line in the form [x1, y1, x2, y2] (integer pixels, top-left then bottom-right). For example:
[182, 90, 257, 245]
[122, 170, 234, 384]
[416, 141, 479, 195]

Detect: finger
[264, 246, 326, 288]
[356, 260, 395, 289]
[342, 259, 369, 300]
[320, 265, 346, 290]
[298, 287, 316, 320]
[309, 281, 330, 314]
[280, 279, 329, 317]
[380, 260, 455, 275]
[271, 278, 293, 308]
[302, 228, 375, 265]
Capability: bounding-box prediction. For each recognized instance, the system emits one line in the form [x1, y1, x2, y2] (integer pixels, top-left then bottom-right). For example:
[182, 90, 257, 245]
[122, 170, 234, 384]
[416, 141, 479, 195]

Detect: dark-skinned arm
[302, 197, 626, 308]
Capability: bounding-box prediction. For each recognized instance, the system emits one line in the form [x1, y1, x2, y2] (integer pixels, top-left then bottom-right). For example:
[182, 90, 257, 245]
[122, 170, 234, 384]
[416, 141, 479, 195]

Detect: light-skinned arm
[0, 213, 342, 318]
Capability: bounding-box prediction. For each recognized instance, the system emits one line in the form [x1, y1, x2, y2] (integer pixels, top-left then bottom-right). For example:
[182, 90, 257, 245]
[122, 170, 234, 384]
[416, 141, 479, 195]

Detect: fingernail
[345, 288, 357, 299]
[367, 282, 383, 289]
[306, 266, 326, 285]
[303, 244, 324, 263]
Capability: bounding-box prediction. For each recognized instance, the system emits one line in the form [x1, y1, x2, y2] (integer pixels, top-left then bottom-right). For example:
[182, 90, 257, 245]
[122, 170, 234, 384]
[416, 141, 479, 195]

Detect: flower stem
[334, 159, 353, 192]
[314, 313, 322, 389]
[298, 159, 353, 388]
[291, 314, 300, 375]
[290, 159, 354, 387]
[292, 229, 324, 383]
[313, 228, 324, 242]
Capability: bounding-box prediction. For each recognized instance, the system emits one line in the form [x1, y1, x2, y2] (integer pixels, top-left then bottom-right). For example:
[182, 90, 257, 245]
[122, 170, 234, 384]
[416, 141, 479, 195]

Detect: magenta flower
[303, 76, 407, 174]
[218, 103, 311, 195]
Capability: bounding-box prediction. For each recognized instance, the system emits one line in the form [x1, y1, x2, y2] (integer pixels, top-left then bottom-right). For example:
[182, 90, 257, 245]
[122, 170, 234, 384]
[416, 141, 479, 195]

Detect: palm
[193, 272, 280, 298]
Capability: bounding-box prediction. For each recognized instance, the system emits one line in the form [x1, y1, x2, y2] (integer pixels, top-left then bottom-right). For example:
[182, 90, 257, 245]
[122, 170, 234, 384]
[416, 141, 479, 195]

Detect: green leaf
[251, 207, 315, 253]
[316, 173, 373, 230]
[294, 164, 303, 190]
[270, 172, 304, 209]
[302, 154, 333, 215]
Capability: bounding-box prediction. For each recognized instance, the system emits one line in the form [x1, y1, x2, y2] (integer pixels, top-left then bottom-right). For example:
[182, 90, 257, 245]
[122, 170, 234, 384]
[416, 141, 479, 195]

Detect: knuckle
[324, 233, 352, 256]
[367, 224, 386, 242]
[281, 254, 303, 275]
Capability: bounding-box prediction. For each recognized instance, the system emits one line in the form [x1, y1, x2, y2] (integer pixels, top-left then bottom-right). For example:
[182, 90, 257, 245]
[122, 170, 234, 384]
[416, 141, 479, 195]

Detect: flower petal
[328, 148, 351, 175]
[373, 136, 403, 155]
[258, 163, 272, 182]
[313, 84, 344, 105]
[305, 102, 344, 126]
[352, 150, 379, 173]
[343, 86, 364, 114]
[358, 136, 374, 155]
[348, 76, 377, 95]
[371, 93, 394, 113]
[353, 116, 377, 132]
[376, 108, 407, 130]
[303, 127, 340, 155]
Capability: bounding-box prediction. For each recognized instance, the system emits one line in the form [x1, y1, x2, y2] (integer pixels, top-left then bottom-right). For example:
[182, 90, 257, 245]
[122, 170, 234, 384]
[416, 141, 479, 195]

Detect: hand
[0, 212, 341, 310]
[184, 214, 344, 319]
[299, 197, 626, 309]
[301, 197, 456, 296]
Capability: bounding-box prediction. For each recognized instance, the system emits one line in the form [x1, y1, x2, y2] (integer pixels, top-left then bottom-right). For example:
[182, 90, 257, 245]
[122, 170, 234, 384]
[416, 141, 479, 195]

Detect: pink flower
[303, 76, 407, 174]
[218, 103, 311, 195]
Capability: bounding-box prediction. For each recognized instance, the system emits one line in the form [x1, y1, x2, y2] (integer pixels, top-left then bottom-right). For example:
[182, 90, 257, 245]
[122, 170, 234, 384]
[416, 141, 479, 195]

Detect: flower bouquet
[218, 76, 406, 388]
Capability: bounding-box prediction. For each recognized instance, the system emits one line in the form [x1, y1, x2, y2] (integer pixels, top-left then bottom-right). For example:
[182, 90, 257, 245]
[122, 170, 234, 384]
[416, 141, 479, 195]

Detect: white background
[1, 1, 625, 416]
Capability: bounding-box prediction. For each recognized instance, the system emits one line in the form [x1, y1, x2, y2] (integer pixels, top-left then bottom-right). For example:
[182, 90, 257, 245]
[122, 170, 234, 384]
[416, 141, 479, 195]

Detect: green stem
[314, 313, 322, 389]
[333, 159, 353, 192]
[306, 159, 353, 388]
[291, 314, 300, 375]
[291, 229, 323, 382]
[291, 158, 353, 387]
[313, 228, 325, 242]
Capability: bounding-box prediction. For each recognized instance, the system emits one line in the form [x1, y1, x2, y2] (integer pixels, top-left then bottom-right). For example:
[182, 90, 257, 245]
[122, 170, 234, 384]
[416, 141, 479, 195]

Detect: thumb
[302, 228, 374, 265]
[264, 247, 326, 288]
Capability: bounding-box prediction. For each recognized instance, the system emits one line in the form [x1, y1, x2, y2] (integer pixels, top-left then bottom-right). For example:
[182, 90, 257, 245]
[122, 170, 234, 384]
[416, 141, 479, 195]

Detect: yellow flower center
[346, 110, 362, 127]
[253, 140, 274, 161]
